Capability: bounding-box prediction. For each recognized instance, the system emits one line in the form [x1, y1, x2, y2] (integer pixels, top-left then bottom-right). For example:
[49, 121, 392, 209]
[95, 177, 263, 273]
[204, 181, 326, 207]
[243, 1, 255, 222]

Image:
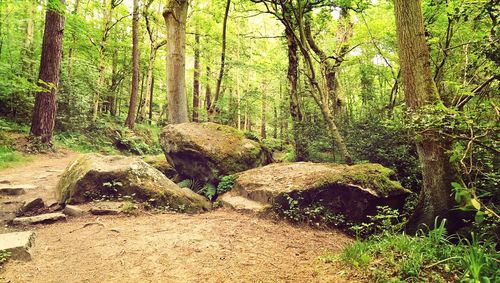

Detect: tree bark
[285, 26, 308, 161]
[163, 0, 189, 124]
[125, 0, 140, 129]
[30, 0, 65, 145]
[260, 91, 267, 139]
[192, 32, 200, 122]
[394, 0, 455, 233]
[208, 0, 231, 122]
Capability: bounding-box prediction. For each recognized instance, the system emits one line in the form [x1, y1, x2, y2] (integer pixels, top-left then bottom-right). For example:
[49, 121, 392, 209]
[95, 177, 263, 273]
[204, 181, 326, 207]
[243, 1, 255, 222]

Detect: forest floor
[0, 151, 361, 283]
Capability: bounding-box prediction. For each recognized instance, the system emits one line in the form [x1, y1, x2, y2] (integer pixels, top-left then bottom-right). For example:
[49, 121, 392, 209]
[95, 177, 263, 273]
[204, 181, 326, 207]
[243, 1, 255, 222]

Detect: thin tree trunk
[163, 0, 189, 124]
[205, 66, 212, 114]
[261, 91, 267, 139]
[208, 0, 231, 121]
[192, 32, 200, 122]
[30, 0, 65, 145]
[67, 0, 80, 77]
[149, 75, 154, 124]
[394, 0, 455, 233]
[125, 0, 140, 129]
[285, 26, 308, 161]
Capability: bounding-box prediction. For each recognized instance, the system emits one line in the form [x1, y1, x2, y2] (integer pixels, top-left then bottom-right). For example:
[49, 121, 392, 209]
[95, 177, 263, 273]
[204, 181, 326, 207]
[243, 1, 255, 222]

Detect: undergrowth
[335, 214, 500, 282]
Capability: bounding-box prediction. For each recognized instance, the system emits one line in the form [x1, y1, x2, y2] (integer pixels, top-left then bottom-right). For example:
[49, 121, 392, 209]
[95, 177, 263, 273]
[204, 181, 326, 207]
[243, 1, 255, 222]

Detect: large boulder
[56, 154, 210, 213]
[219, 162, 411, 222]
[159, 122, 271, 183]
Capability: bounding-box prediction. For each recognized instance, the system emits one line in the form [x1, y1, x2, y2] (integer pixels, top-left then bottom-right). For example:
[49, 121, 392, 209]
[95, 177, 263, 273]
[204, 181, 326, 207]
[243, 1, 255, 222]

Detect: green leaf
[470, 198, 481, 210]
[474, 211, 484, 224]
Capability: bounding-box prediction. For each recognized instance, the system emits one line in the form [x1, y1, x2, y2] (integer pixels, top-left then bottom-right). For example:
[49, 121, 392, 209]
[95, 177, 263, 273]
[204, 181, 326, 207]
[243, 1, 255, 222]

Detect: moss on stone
[314, 163, 409, 197]
[56, 154, 211, 212]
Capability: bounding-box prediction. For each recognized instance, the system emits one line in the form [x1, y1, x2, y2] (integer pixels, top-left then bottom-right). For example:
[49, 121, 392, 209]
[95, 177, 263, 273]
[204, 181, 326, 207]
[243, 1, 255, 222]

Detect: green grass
[336, 220, 500, 282]
[0, 145, 32, 169]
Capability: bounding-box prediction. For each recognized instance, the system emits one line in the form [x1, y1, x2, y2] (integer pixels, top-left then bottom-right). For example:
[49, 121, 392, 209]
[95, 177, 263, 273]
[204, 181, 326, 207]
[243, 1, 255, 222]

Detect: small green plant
[217, 175, 236, 195]
[0, 250, 11, 265]
[275, 193, 349, 228]
[121, 201, 138, 215]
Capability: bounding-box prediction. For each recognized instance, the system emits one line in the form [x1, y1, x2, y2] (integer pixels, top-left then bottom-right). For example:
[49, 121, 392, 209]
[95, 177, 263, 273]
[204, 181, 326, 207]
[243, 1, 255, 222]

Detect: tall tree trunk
[192, 32, 200, 122]
[67, 0, 80, 77]
[261, 91, 267, 139]
[30, 0, 65, 145]
[285, 26, 308, 161]
[149, 75, 154, 124]
[205, 66, 212, 114]
[22, 1, 35, 75]
[394, 0, 455, 233]
[208, 0, 231, 122]
[163, 0, 189, 124]
[125, 0, 140, 129]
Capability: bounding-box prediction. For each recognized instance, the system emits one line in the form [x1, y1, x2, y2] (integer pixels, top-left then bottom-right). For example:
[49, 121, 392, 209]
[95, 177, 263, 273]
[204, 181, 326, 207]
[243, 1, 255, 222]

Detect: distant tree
[124, 0, 140, 129]
[30, 0, 65, 145]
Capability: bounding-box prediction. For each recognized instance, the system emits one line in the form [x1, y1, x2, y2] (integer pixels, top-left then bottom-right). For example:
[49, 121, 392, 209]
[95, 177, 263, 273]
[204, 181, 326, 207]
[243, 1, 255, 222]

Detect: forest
[0, 0, 498, 282]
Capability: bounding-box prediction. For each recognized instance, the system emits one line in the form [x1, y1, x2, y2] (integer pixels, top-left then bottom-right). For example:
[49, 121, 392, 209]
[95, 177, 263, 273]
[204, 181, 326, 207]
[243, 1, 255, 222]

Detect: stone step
[0, 231, 35, 261]
[12, 213, 66, 225]
[0, 184, 39, 196]
[219, 193, 271, 214]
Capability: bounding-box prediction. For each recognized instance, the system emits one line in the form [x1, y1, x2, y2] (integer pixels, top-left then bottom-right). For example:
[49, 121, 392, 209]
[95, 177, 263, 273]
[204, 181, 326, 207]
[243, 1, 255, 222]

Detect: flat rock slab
[12, 213, 66, 225]
[0, 231, 35, 261]
[0, 184, 39, 195]
[89, 208, 120, 215]
[219, 193, 271, 214]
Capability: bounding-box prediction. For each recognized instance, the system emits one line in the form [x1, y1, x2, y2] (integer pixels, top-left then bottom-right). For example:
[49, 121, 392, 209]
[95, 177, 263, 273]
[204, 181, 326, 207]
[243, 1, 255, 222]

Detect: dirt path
[0, 152, 359, 283]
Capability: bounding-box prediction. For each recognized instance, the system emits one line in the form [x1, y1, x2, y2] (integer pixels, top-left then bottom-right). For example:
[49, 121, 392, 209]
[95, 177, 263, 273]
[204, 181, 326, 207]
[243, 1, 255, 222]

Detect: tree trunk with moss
[394, 0, 455, 233]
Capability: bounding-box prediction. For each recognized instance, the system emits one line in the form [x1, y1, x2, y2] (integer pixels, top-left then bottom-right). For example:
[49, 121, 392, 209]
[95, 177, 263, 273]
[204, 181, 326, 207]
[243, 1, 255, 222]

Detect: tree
[192, 32, 201, 122]
[124, 0, 140, 129]
[30, 0, 65, 145]
[139, 0, 167, 123]
[163, 0, 189, 124]
[207, 0, 231, 122]
[394, 0, 455, 233]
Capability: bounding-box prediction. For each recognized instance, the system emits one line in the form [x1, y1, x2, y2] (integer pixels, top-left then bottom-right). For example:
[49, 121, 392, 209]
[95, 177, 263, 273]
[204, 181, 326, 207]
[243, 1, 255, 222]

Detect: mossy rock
[159, 122, 272, 183]
[56, 154, 211, 213]
[142, 155, 178, 180]
[222, 162, 411, 222]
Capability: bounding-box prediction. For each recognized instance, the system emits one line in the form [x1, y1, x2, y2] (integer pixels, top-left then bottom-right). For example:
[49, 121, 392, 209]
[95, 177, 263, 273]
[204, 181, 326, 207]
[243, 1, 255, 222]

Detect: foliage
[274, 193, 350, 229]
[121, 201, 138, 215]
[340, 219, 500, 282]
[344, 116, 422, 192]
[0, 250, 11, 266]
[350, 206, 406, 238]
[216, 175, 236, 195]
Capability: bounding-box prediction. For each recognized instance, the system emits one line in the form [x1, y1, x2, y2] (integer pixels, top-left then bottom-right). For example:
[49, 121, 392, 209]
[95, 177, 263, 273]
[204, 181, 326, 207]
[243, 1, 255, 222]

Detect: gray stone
[89, 208, 120, 215]
[63, 205, 85, 217]
[18, 198, 45, 215]
[0, 184, 38, 195]
[0, 231, 35, 261]
[221, 162, 411, 223]
[12, 213, 66, 225]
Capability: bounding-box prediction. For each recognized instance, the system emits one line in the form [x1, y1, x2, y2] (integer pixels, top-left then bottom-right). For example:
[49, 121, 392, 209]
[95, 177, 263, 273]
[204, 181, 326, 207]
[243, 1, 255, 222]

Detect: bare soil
[0, 152, 361, 283]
